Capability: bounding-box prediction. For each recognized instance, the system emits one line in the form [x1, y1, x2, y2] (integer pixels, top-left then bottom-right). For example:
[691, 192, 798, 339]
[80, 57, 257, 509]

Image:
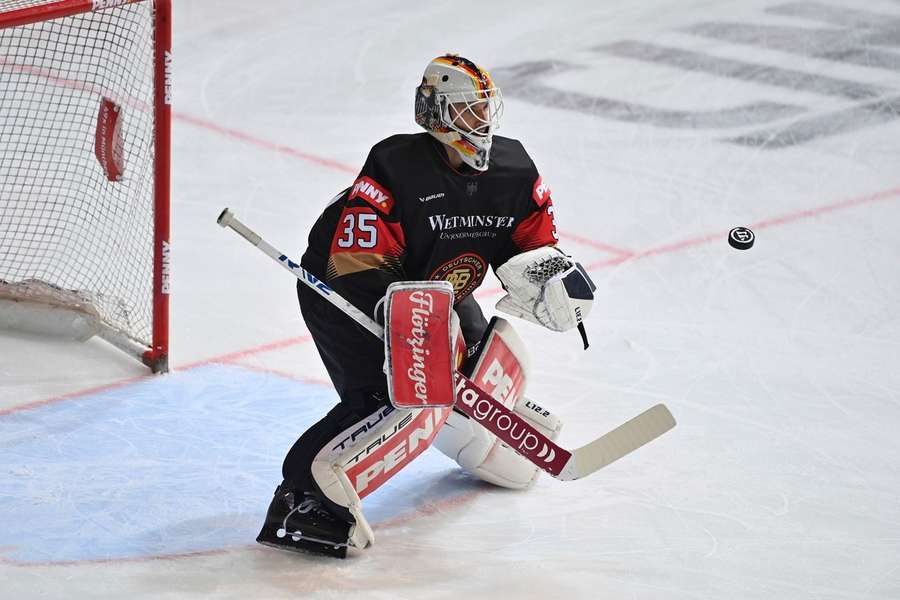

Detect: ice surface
[2, 0, 900, 598]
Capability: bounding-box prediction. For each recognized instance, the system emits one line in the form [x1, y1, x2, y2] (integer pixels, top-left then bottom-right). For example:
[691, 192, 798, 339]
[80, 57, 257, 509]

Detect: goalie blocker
[383, 281, 461, 408]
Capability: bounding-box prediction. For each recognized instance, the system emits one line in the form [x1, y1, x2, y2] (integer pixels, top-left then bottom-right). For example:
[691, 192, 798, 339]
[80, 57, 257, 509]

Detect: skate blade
[256, 536, 348, 559]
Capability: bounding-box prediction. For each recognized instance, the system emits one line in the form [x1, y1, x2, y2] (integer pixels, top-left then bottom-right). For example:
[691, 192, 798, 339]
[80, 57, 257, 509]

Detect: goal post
[0, 0, 171, 372]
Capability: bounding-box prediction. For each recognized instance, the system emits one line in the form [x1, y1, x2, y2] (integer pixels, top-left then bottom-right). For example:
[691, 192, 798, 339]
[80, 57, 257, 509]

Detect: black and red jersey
[301, 133, 558, 318]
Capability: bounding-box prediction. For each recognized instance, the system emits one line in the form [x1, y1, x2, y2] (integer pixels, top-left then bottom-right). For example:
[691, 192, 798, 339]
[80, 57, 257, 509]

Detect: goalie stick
[217, 208, 675, 481]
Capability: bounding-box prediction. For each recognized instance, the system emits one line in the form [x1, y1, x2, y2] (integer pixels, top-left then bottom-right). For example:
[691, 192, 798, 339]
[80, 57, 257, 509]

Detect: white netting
[524, 254, 572, 285]
[0, 0, 157, 347]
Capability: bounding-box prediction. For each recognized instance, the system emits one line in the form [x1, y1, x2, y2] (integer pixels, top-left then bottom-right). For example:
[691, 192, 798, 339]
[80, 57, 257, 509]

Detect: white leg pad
[334, 466, 375, 549]
[434, 316, 564, 489]
[434, 397, 563, 490]
[311, 450, 377, 550]
[311, 403, 451, 549]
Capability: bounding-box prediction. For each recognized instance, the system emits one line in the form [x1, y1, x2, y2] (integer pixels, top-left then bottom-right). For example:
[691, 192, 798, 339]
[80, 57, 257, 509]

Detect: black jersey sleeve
[324, 147, 407, 319]
[491, 166, 559, 270]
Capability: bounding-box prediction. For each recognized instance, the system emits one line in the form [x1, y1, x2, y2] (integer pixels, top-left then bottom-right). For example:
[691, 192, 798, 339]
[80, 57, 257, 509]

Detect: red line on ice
[3, 62, 898, 568]
[584, 185, 900, 270]
[175, 111, 619, 254]
[476, 184, 900, 297]
[0, 336, 316, 416]
[222, 358, 332, 388]
[0, 374, 149, 417]
[177, 335, 314, 370]
[7, 93, 900, 425]
[558, 231, 634, 257]
[0, 545, 253, 568]
[173, 112, 358, 174]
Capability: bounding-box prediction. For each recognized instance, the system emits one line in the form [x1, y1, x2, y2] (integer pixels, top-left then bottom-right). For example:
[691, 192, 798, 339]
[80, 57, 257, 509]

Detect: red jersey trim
[532, 175, 551, 207]
[511, 198, 558, 251]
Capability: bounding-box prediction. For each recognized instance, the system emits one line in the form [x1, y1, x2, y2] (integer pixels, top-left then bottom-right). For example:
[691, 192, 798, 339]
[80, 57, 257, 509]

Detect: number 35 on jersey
[329, 206, 406, 262]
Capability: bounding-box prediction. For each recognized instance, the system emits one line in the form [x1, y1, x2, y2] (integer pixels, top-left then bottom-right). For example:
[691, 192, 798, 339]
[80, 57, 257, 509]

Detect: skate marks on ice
[0, 364, 467, 564]
[493, 2, 900, 148]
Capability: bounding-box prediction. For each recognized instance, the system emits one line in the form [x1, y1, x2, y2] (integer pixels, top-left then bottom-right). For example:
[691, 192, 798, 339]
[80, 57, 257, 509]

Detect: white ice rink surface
[3, 0, 900, 598]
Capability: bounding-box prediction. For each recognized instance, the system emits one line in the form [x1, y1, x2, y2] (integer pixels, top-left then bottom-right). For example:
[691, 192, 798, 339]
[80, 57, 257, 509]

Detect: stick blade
[559, 404, 676, 480]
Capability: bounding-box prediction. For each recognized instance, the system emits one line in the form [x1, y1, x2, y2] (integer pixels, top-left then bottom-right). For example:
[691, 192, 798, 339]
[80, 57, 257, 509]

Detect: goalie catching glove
[495, 247, 596, 339]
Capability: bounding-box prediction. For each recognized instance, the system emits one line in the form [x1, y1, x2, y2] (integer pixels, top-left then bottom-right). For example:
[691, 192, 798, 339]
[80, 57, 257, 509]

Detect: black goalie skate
[256, 485, 352, 559]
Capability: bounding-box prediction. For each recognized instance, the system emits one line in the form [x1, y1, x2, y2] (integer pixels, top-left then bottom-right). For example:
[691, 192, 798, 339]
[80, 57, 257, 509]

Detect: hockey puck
[728, 227, 755, 250]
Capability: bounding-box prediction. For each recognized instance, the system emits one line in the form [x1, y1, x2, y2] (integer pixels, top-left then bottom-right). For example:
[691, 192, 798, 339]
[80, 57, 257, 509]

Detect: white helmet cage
[415, 55, 503, 171]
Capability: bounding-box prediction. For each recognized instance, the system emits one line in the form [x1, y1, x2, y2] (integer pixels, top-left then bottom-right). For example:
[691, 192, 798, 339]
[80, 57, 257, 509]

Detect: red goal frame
[0, 0, 171, 372]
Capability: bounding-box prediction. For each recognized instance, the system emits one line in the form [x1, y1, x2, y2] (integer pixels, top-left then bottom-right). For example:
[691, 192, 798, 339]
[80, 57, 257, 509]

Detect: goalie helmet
[415, 54, 503, 171]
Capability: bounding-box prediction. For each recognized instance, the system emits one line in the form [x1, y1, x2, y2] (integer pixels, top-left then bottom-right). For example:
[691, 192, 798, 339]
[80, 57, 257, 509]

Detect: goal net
[0, 0, 170, 372]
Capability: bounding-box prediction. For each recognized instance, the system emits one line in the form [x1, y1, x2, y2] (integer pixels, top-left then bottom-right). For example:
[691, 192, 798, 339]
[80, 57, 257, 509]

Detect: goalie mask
[415, 54, 503, 171]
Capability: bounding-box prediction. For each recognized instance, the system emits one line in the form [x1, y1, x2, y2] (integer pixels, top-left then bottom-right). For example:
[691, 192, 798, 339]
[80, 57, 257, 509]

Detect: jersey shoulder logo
[532, 176, 551, 207]
[349, 176, 394, 214]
